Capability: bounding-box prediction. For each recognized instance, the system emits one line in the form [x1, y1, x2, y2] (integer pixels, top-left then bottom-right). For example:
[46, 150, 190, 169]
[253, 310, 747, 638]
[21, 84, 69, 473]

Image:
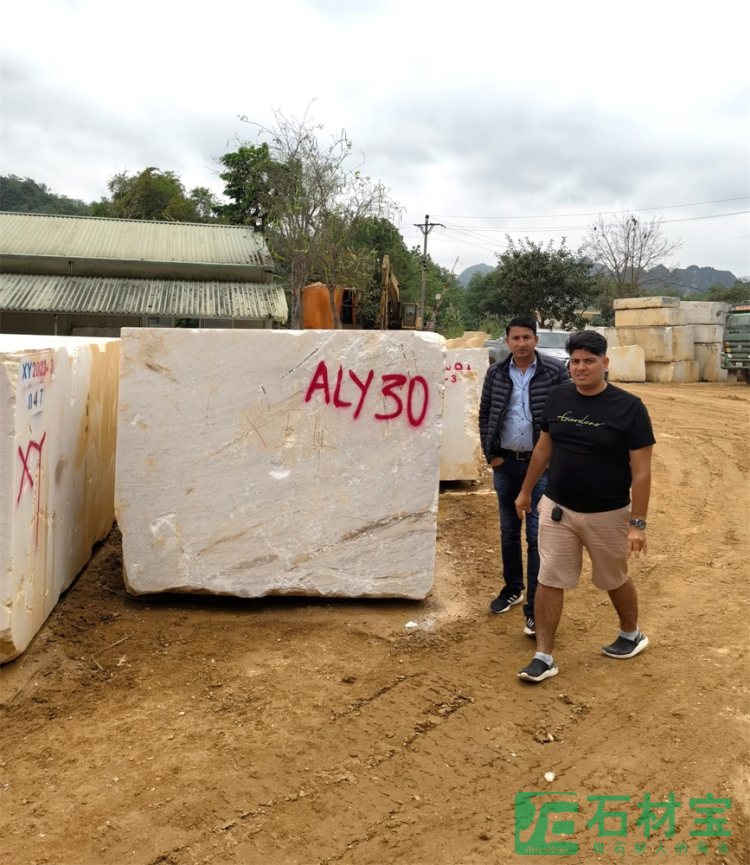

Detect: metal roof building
[0, 212, 287, 335]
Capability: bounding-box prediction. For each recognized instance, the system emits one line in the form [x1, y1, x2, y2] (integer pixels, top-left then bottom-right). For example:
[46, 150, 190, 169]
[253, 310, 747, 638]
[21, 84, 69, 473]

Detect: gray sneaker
[602, 632, 649, 659]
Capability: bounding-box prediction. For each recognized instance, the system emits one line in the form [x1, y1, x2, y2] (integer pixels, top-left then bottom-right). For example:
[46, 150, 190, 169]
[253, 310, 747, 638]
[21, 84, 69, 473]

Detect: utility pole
[414, 214, 443, 329]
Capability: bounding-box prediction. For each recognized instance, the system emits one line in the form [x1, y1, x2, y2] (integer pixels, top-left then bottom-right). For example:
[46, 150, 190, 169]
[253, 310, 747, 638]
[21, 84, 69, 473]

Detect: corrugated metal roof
[0, 211, 275, 274]
[0, 273, 288, 323]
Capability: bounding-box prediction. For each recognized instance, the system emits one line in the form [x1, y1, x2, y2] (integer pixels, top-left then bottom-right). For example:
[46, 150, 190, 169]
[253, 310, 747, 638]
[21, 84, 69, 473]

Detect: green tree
[214, 144, 285, 229]
[694, 281, 750, 304]
[478, 237, 597, 330]
[219, 109, 396, 327]
[0, 175, 94, 215]
[582, 213, 682, 295]
[94, 167, 217, 222]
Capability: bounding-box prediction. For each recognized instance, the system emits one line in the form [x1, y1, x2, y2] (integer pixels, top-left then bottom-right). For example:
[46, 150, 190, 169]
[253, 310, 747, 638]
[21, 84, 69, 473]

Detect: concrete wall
[0, 335, 119, 662]
[440, 348, 488, 481]
[115, 329, 445, 600]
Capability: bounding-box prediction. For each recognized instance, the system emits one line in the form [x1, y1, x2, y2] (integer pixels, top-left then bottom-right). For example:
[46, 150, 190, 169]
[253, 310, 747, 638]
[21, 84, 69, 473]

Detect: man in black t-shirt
[513, 331, 655, 683]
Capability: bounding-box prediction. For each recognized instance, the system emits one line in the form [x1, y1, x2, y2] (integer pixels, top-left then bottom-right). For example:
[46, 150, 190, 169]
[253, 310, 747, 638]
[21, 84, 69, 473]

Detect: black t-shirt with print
[541, 382, 656, 513]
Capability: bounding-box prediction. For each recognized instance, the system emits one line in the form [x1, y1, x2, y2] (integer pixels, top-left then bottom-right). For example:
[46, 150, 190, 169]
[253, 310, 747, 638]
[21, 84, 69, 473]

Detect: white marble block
[694, 343, 729, 382]
[115, 329, 446, 600]
[613, 296, 681, 310]
[645, 361, 700, 383]
[440, 348, 488, 481]
[1, 336, 119, 663]
[614, 307, 687, 327]
[691, 324, 724, 344]
[680, 301, 729, 325]
[607, 345, 646, 382]
[616, 326, 695, 362]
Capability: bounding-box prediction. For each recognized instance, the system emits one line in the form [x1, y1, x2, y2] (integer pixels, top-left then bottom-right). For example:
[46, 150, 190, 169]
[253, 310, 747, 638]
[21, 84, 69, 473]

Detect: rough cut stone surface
[694, 343, 729, 382]
[613, 296, 680, 310]
[116, 329, 445, 600]
[679, 301, 729, 325]
[445, 331, 490, 349]
[1, 336, 119, 663]
[645, 361, 700, 383]
[691, 324, 724, 344]
[616, 326, 695, 362]
[614, 307, 687, 327]
[440, 348, 488, 481]
[607, 345, 646, 382]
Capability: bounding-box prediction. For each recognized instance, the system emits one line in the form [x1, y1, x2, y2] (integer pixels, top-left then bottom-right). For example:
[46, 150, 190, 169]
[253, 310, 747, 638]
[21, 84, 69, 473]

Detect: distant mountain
[640, 264, 737, 296]
[1, 175, 94, 216]
[457, 260, 738, 296]
[457, 263, 493, 287]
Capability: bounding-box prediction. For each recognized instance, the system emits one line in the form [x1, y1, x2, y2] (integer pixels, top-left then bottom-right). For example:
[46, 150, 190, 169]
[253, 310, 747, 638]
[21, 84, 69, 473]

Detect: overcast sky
[2, 0, 749, 278]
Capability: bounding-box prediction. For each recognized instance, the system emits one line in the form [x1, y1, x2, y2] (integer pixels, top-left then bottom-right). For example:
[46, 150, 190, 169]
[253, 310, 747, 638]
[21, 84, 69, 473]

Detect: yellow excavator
[377, 254, 420, 330]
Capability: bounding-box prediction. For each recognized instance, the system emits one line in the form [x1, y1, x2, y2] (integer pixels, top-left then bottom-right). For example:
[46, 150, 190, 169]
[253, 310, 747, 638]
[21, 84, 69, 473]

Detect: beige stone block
[615, 307, 688, 327]
[116, 329, 446, 600]
[680, 301, 729, 325]
[691, 325, 724, 343]
[440, 348, 488, 481]
[694, 343, 729, 382]
[613, 296, 680, 310]
[607, 345, 646, 382]
[445, 331, 490, 349]
[1, 335, 119, 663]
[645, 361, 700, 383]
[589, 326, 619, 348]
[616, 326, 695, 362]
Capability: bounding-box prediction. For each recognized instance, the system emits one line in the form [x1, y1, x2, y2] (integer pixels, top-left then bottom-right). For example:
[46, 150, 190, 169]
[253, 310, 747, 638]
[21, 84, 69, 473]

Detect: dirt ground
[1, 382, 748, 865]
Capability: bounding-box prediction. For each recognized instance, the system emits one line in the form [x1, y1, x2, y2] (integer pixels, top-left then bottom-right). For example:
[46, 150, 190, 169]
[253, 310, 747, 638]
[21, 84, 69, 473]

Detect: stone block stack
[613, 297, 698, 383]
[1, 335, 119, 663]
[115, 329, 445, 601]
[680, 301, 729, 382]
[439, 347, 488, 481]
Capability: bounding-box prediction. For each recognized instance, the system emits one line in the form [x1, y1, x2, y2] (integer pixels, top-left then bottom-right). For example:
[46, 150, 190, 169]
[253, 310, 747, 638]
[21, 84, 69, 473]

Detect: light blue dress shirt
[499, 357, 536, 451]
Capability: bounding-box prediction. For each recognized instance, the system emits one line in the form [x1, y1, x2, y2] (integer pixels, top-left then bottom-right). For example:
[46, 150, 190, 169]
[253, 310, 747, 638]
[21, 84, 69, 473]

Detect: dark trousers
[492, 459, 548, 617]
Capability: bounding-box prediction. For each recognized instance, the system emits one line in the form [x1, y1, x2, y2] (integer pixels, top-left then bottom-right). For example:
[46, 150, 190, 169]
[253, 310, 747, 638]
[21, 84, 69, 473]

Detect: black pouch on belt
[551, 505, 563, 522]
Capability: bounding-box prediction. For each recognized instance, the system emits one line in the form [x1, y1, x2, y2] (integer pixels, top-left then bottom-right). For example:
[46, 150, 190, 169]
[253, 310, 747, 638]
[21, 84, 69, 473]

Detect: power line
[431, 195, 750, 220]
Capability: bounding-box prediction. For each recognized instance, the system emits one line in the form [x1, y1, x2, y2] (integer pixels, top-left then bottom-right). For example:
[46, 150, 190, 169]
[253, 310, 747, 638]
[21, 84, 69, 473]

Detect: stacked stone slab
[0, 335, 119, 663]
[613, 297, 698, 383]
[439, 347, 488, 481]
[115, 329, 445, 600]
[680, 301, 729, 382]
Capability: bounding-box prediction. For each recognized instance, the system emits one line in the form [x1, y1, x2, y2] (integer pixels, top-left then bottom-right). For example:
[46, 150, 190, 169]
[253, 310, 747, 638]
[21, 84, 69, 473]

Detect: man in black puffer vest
[479, 316, 569, 636]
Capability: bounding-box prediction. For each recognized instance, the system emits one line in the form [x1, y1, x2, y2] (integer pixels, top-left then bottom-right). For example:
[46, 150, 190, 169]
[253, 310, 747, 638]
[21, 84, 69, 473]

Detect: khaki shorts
[537, 495, 630, 591]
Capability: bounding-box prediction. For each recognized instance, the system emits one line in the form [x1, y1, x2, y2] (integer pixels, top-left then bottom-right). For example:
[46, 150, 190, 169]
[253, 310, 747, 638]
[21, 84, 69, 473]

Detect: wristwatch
[629, 518, 647, 530]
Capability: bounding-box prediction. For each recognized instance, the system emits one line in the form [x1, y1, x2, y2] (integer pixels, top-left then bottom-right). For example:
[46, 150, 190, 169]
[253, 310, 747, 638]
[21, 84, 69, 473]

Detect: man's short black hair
[505, 316, 537, 336]
[566, 330, 607, 356]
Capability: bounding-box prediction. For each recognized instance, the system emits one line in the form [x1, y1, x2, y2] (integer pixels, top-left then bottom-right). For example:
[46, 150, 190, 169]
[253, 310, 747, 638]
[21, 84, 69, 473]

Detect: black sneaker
[490, 589, 524, 614]
[518, 657, 558, 683]
[523, 616, 536, 637]
[602, 632, 649, 659]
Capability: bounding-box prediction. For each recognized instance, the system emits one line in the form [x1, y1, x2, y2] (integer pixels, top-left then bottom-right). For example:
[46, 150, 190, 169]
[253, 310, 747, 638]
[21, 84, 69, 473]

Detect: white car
[485, 329, 571, 365]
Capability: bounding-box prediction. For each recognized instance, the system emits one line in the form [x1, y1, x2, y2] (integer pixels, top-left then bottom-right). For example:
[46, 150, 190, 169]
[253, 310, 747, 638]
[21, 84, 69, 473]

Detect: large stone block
[613, 296, 680, 310]
[588, 327, 619, 348]
[691, 324, 724, 343]
[615, 307, 687, 327]
[694, 343, 729, 382]
[115, 329, 446, 600]
[607, 345, 646, 382]
[1, 336, 119, 663]
[616, 326, 695, 362]
[440, 348, 488, 481]
[680, 301, 729, 325]
[645, 361, 700, 383]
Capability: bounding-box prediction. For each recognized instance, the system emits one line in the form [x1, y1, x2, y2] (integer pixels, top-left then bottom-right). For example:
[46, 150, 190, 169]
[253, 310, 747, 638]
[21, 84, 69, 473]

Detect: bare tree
[582, 213, 682, 295]
[235, 108, 397, 327]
